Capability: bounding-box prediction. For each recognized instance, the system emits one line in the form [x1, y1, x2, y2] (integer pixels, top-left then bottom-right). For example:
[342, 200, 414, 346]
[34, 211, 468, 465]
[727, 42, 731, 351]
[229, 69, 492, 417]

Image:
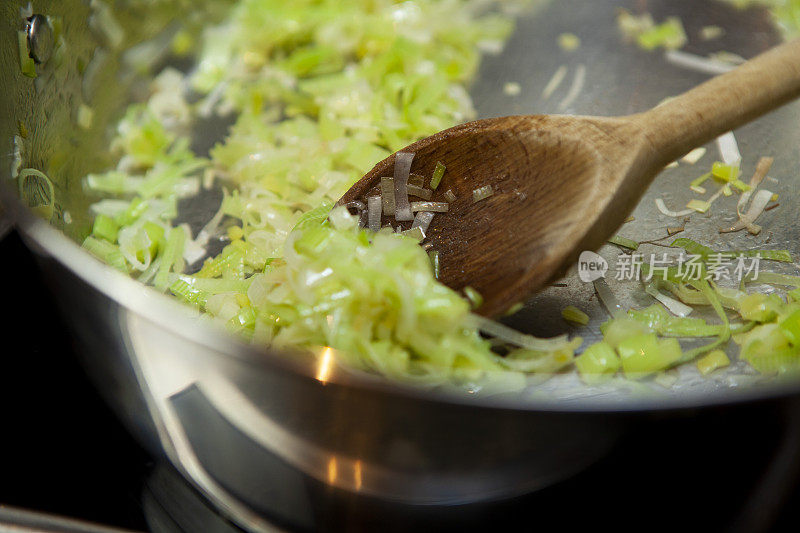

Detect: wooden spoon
[337, 39, 800, 317]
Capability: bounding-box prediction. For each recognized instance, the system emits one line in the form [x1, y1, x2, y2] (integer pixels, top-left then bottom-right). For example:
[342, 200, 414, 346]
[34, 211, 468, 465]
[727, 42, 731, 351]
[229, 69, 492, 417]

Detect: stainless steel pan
[2, 1, 800, 530]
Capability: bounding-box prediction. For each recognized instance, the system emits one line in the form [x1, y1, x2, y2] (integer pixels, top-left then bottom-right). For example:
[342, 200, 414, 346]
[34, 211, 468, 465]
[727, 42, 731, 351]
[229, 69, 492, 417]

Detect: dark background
[0, 230, 151, 531]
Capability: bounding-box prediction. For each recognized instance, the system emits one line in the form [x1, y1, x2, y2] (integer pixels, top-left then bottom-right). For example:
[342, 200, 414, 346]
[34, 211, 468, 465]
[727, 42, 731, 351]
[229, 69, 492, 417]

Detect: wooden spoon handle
[633, 38, 800, 167]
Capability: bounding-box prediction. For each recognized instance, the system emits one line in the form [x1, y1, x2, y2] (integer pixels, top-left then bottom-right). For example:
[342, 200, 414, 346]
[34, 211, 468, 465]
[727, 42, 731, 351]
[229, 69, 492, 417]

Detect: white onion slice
[472, 185, 494, 203]
[406, 184, 432, 200]
[467, 314, 571, 352]
[593, 278, 623, 317]
[411, 211, 434, 233]
[716, 131, 741, 165]
[655, 198, 694, 218]
[557, 64, 585, 111]
[410, 201, 448, 212]
[393, 152, 415, 221]
[736, 156, 773, 215]
[400, 226, 425, 242]
[542, 65, 568, 100]
[720, 189, 773, 235]
[380, 177, 395, 216]
[665, 50, 734, 75]
[645, 285, 693, 317]
[681, 147, 706, 164]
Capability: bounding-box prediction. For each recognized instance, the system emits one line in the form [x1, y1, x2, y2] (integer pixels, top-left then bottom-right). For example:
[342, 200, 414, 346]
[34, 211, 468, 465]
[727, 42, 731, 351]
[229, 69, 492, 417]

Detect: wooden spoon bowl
[339, 39, 800, 317]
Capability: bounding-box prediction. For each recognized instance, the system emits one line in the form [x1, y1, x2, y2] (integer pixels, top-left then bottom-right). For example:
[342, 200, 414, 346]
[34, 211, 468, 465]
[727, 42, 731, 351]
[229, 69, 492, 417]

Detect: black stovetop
[3, 229, 800, 533]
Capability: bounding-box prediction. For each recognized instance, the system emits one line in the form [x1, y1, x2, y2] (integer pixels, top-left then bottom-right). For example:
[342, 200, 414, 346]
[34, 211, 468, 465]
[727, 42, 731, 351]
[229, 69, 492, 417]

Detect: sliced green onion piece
[734, 249, 793, 262]
[562, 305, 590, 325]
[557, 64, 585, 111]
[575, 341, 620, 383]
[557, 33, 581, 51]
[410, 201, 448, 212]
[671, 237, 793, 263]
[716, 132, 741, 166]
[176, 276, 252, 293]
[779, 309, 800, 345]
[677, 279, 731, 363]
[687, 199, 711, 213]
[18, 31, 36, 78]
[430, 161, 446, 190]
[393, 152, 415, 222]
[618, 333, 681, 377]
[406, 185, 432, 200]
[654, 371, 679, 388]
[463, 286, 483, 309]
[170, 278, 204, 304]
[542, 65, 568, 99]
[444, 189, 457, 203]
[682, 147, 707, 164]
[411, 211, 435, 233]
[92, 214, 119, 242]
[408, 174, 425, 188]
[380, 177, 396, 217]
[468, 314, 574, 352]
[608, 235, 639, 250]
[601, 317, 652, 349]
[711, 162, 736, 180]
[656, 198, 694, 217]
[690, 172, 711, 189]
[640, 17, 686, 50]
[472, 185, 493, 203]
[751, 272, 800, 287]
[428, 250, 440, 279]
[645, 284, 692, 317]
[594, 278, 623, 318]
[696, 349, 730, 375]
[399, 226, 425, 242]
[721, 189, 773, 235]
[77, 104, 94, 129]
[154, 226, 186, 291]
[292, 201, 332, 232]
[367, 196, 382, 232]
[628, 305, 731, 337]
[83, 236, 128, 272]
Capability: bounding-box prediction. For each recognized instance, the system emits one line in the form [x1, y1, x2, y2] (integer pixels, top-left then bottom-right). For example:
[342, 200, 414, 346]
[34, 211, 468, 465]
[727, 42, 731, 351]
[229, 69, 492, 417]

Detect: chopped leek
[575, 341, 620, 383]
[18, 30, 36, 78]
[406, 185, 432, 200]
[463, 286, 483, 309]
[697, 350, 730, 375]
[608, 235, 639, 251]
[687, 199, 711, 213]
[410, 201, 448, 213]
[428, 250, 440, 279]
[557, 33, 581, 51]
[75, 0, 800, 390]
[617, 10, 686, 51]
[472, 185, 494, 203]
[562, 305, 590, 325]
[381, 177, 396, 217]
[618, 333, 681, 377]
[83, 236, 128, 273]
[92, 214, 120, 242]
[393, 152, 415, 222]
[430, 162, 446, 190]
